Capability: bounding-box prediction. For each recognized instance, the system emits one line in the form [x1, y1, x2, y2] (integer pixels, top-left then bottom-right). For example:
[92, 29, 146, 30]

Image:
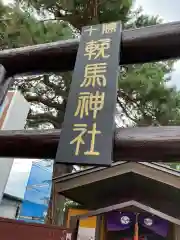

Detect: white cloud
[135, 0, 180, 22]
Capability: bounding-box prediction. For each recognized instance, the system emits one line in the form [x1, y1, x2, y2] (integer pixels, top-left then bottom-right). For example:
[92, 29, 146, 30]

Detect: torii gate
[0, 21, 180, 163]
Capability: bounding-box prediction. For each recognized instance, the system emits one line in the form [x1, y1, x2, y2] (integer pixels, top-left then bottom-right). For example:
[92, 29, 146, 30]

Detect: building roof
[54, 162, 180, 219]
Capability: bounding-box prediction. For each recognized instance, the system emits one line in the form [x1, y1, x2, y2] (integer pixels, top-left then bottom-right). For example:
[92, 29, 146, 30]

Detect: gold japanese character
[84, 39, 111, 60]
[70, 124, 87, 156]
[70, 123, 101, 156]
[81, 63, 107, 88]
[84, 26, 98, 36]
[74, 91, 105, 119]
[74, 93, 89, 119]
[102, 22, 117, 34]
[84, 123, 101, 156]
[90, 91, 105, 119]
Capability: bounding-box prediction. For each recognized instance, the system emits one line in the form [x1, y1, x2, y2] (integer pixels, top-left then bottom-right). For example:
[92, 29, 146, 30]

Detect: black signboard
[55, 21, 122, 166]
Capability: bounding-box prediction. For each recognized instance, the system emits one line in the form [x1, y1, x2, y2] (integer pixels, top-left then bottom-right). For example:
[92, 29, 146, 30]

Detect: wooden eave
[71, 200, 180, 226]
[54, 162, 180, 218]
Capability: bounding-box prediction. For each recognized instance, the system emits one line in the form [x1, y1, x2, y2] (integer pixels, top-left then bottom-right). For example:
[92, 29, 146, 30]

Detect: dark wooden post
[0, 64, 14, 106]
[69, 216, 80, 240]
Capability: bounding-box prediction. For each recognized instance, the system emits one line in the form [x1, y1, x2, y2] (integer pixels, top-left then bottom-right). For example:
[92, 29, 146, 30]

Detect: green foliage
[0, 2, 73, 49]
[18, 0, 133, 29]
[64, 200, 81, 209]
[126, 7, 162, 29]
[118, 62, 180, 126]
[115, 11, 180, 126]
[168, 163, 180, 171]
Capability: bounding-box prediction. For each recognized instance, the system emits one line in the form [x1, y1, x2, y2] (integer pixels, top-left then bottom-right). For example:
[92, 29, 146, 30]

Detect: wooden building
[54, 162, 180, 240]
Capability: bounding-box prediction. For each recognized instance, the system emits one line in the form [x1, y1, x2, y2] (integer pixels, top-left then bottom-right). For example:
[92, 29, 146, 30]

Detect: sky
[4, 0, 180, 199]
[134, 0, 180, 22]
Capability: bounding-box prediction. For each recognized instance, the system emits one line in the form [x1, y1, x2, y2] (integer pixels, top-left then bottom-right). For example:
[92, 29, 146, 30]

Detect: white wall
[0, 197, 20, 219]
[0, 91, 30, 203]
[2, 91, 30, 131]
[77, 227, 96, 240]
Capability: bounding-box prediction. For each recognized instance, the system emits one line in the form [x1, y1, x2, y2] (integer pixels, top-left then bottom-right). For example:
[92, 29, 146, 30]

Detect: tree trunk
[46, 163, 72, 225]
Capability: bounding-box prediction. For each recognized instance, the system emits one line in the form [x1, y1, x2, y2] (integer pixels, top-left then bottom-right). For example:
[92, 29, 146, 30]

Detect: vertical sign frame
[55, 22, 122, 166]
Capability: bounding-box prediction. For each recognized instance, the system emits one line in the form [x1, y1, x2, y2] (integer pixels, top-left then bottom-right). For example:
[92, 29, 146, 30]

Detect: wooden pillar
[69, 216, 79, 240]
[100, 215, 106, 240]
[174, 224, 180, 240]
[95, 214, 106, 240]
[95, 215, 102, 240]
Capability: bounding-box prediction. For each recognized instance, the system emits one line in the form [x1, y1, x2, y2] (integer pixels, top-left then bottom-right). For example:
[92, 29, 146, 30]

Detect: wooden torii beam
[0, 21, 180, 76]
[0, 126, 179, 162]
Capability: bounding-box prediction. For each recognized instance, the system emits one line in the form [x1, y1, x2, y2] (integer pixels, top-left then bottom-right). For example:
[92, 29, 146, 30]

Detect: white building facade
[0, 91, 30, 204]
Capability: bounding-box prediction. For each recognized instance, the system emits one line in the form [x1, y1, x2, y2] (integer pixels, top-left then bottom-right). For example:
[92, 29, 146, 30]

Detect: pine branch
[43, 75, 68, 98]
[25, 95, 65, 112]
[117, 97, 138, 123]
[0, 18, 12, 21]
[28, 112, 61, 128]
